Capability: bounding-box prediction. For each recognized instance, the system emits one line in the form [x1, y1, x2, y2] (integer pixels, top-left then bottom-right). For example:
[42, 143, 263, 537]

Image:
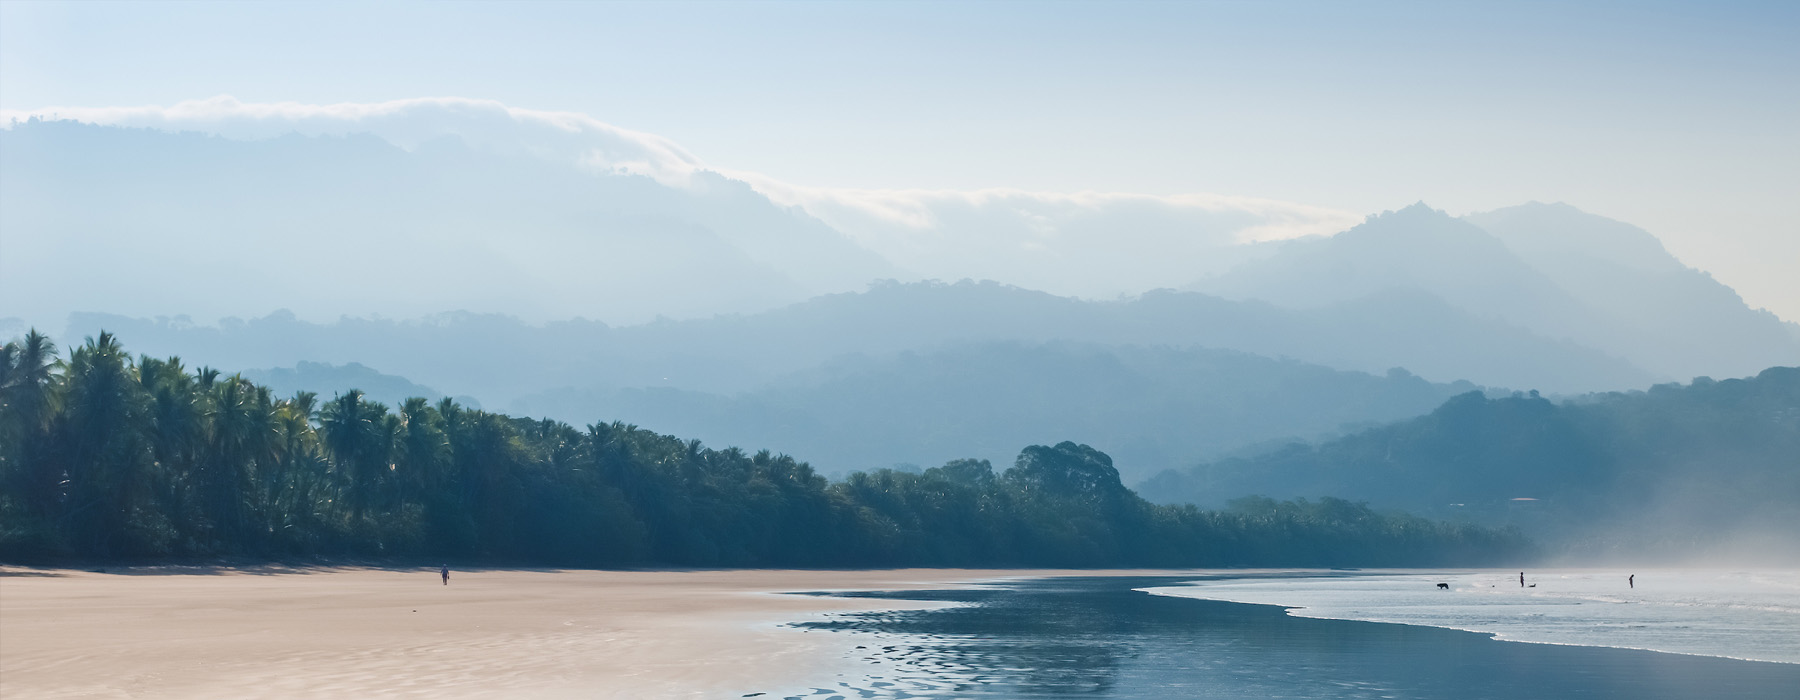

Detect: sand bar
[0, 566, 1174, 699]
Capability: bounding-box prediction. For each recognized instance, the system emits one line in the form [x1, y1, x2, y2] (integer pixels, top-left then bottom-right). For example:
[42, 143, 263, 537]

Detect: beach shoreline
[7, 566, 1799, 698]
[785, 573, 1800, 699]
[1141, 568, 1800, 665]
[0, 566, 1191, 699]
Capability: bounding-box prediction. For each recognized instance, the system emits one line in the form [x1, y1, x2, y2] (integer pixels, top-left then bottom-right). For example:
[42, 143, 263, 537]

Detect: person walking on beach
[1629, 574, 1634, 589]
[441, 565, 450, 585]
[1520, 572, 1525, 588]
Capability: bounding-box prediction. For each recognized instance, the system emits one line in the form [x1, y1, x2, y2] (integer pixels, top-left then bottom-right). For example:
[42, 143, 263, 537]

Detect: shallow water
[776, 574, 1799, 699]
[1145, 569, 1800, 664]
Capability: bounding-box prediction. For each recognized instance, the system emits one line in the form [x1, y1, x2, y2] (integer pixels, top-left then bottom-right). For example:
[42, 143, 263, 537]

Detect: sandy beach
[0, 566, 1130, 699]
[15, 567, 1794, 699]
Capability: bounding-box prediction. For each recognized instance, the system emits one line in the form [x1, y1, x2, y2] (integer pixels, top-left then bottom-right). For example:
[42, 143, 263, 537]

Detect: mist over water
[778, 575, 1799, 699]
[1146, 570, 1800, 664]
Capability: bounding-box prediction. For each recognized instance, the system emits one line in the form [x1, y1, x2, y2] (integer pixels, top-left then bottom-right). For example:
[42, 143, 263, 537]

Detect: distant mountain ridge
[56, 279, 1663, 483]
[1191, 202, 1799, 381]
[508, 341, 1484, 481]
[64, 278, 1651, 405]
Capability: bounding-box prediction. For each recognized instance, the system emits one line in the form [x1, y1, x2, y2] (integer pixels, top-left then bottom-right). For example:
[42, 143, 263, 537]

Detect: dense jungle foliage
[0, 331, 1532, 567]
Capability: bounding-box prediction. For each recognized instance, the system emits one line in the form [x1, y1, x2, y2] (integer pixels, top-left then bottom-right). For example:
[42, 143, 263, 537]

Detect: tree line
[0, 331, 1532, 567]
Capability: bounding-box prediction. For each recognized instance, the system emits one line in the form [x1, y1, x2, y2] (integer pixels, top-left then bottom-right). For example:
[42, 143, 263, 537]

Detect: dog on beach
[1437, 583, 1450, 590]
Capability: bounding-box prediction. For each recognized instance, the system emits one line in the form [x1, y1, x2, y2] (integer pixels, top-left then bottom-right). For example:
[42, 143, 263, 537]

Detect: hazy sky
[3, 0, 1796, 320]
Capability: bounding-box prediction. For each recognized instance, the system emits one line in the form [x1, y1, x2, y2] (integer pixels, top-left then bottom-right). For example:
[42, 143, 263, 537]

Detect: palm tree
[58, 332, 150, 555]
[135, 355, 207, 547]
[318, 390, 393, 521]
[0, 331, 60, 507]
[203, 376, 277, 548]
[264, 391, 321, 539]
[396, 397, 449, 509]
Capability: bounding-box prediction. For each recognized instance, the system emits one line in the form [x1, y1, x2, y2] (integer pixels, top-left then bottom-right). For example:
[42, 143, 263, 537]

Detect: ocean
[776, 572, 1799, 699]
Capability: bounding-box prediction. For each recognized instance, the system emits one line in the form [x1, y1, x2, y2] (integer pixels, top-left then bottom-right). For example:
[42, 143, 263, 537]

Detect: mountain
[0, 118, 894, 328]
[1139, 367, 1800, 562]
[1191, 202, 1799, 382]
[49, 280, 1669, 483]
[508, 341, 1483, 482]
[11, 118, 1787, 390]
[61, 279, 1653, 409]
[1193, 203, 1585, 323]
[1465, 202, 1800, 379]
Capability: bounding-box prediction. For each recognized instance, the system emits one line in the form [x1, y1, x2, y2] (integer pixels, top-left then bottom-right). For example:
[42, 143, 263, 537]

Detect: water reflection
[785, 575, 1798, 700]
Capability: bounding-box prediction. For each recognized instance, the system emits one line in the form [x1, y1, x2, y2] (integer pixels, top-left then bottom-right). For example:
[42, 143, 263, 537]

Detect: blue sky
[3, 0, 1796, 318]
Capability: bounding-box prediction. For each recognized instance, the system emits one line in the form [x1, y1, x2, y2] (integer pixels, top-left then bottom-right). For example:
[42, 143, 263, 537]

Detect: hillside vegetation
[1142, 368, 1800, 560]
[0, 331, 1530, 568]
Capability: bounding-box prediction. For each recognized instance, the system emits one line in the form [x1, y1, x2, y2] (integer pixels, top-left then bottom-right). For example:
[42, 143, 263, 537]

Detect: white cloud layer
[3, 96, 1360, 299]
[736, 179, 1359, 296]
[3, 95, 708, 185]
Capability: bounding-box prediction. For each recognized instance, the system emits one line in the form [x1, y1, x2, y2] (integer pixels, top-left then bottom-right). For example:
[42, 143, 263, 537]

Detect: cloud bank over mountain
[4, 96, 1793, 391]
[1, 96, 1357, 312]
[3, 96, 708, 183]
[745, 184, 1355, 298]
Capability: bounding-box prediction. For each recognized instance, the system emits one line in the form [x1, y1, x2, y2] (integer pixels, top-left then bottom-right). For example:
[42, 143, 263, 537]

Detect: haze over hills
[507, 342, 1483, 482]
[65, 279, 1652, 401]
[0, 117, 892, 325]
[1140, 368, 1800, 562]
[1465, 202, 1800, 379]
[6, 105, 1792, 390]
[58, 275, 1680, 478]
[0, 104, 1350, 329]
[239, 361, 480, 411]
[1191, 203, 1800, 381]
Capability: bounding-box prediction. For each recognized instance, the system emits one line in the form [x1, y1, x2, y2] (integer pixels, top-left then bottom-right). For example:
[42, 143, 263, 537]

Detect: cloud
[3, 96, 1359, 299]
[3, 95, 707, 186]
[734, 178, 1360, 297]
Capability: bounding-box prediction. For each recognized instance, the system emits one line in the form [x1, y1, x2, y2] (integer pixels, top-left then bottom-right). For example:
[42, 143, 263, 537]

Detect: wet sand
[0, 567, 1145, 699]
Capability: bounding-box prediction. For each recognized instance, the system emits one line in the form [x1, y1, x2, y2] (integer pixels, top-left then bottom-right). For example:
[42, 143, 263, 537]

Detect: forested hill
[0, 331, 1530, 567]
[1141, 367, 1800, 561]
[508, 341, 1480, 482]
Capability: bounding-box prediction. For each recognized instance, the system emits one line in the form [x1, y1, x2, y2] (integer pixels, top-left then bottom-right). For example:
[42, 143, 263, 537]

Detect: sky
[3, 0, 1796, 320]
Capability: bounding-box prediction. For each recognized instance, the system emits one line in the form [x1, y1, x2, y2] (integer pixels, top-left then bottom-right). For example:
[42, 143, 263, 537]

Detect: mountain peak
[1373, 201, 1450, 221]
[1340, 201, 1503, 253]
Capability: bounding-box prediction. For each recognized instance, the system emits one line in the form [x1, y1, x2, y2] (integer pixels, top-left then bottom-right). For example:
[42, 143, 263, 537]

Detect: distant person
[1520, 572, 1525, 588]
[441, 565, 450, 586]
[1629, 574, 1634, 589]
